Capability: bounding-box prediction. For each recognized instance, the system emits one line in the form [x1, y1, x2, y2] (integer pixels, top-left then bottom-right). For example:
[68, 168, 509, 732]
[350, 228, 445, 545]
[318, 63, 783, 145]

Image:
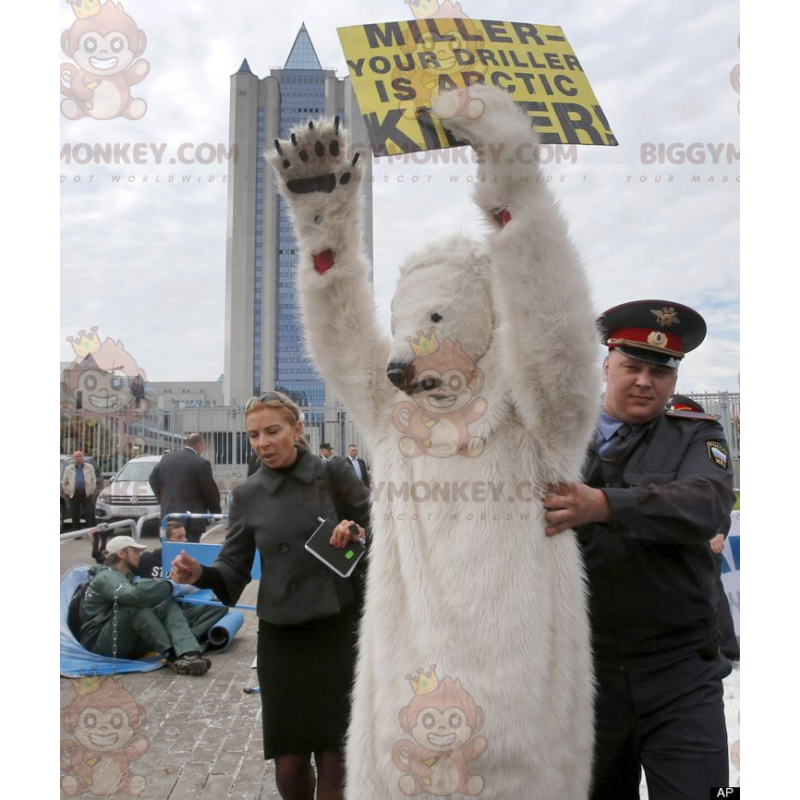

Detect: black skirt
[257, 603, 360, 759]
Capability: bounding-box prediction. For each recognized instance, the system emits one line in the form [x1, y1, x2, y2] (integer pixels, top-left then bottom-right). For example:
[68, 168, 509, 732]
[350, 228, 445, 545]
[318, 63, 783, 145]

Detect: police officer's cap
[598, 300, 706, 369]
[667, 394, 704, 413]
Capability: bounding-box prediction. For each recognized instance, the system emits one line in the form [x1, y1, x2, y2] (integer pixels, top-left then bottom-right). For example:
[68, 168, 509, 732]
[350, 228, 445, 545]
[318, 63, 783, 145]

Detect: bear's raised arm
[270, 120, 394, 435]
[432, 86, 600, 474]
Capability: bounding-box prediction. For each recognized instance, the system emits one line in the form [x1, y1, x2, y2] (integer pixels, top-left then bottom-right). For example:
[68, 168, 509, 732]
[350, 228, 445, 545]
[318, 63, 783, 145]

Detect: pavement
[60, 527, 282, 799]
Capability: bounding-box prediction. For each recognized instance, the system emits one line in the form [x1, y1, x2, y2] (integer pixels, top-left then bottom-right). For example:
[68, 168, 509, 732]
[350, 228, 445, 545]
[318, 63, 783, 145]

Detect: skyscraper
[223, 24, 373, 407]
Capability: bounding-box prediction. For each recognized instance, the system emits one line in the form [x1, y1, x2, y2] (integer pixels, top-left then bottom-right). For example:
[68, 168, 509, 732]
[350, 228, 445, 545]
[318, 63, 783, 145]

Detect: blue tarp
[60, 566, 247, 677]
[60, 564, 166, 678]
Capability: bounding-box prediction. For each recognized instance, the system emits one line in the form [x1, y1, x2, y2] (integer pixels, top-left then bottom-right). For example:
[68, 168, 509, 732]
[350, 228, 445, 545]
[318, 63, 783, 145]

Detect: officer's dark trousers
[590, 653, 732, 800]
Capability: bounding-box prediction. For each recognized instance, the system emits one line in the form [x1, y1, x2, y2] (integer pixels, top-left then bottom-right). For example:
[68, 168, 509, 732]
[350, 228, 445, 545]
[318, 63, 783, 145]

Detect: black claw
[274, 139, 283, 155]
[283, 159, 291, 169]
[330, 140, 340, 157]
[291, 133, 297, 146]
[340, 172, 352, 185]
[334, 116, 340, 134]
[315, 141, 324, 157]
[352, 152, 360, 166]
[299, 149, 309, 162]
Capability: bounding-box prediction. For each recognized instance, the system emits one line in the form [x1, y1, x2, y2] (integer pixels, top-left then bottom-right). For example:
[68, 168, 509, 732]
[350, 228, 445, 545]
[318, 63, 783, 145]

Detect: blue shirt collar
[596, 409, 629, 443]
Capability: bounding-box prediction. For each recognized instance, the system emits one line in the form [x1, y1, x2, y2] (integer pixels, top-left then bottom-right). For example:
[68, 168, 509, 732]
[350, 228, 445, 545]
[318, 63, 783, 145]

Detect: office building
[223, 24, 373, 407]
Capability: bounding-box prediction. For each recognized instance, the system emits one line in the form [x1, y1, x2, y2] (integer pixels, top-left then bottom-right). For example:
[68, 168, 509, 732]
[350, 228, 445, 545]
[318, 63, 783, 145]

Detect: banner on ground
[337, 18, 617, 156]
[721, 511, 740, 636]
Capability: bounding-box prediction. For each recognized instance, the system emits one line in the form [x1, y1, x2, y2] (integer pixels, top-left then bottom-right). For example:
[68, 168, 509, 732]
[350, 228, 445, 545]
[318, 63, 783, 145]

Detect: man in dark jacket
[543, 301, 736, 800]
[79, 535, 211, 675]
[344, 444, 370, 489]
[149, 433, 221, 542]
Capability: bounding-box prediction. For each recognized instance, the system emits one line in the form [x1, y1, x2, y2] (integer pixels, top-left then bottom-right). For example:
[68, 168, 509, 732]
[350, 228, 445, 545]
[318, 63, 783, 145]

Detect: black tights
[274, 751, 345, 800]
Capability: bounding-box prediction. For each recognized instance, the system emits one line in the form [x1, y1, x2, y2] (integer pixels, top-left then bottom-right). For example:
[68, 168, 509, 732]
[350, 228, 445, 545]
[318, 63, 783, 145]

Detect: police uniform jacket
[576, 411, 735, 667]
[199, 448, 371, 625]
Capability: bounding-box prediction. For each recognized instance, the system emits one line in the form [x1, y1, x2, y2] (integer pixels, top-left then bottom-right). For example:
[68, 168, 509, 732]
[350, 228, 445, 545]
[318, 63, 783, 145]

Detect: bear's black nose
[386, 362, 409, 390]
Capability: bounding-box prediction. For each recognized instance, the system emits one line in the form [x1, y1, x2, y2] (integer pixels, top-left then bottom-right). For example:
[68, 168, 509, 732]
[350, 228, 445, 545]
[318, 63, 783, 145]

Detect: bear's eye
[449, 713, 462, 728]
[84, 37, 97, 53]
[111, 714, 124, 729]
[448, 375, 462, 391]
[431, 313, 442, 323]
[111, 37, 124, 53]
[423, 714, 435, 729]
[84, 714, 97, 728]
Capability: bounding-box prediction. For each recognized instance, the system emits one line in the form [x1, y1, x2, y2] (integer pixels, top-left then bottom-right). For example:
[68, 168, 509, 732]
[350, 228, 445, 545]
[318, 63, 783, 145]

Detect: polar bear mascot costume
[272, 84, 599, 799]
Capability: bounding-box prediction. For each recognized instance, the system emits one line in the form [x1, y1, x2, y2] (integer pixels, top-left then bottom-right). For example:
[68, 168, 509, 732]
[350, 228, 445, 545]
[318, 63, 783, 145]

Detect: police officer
[543, 300, 736, 800]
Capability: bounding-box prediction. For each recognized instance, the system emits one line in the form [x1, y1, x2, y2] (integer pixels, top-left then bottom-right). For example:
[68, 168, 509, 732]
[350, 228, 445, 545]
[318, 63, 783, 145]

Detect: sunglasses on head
[244, 392, 300, 419]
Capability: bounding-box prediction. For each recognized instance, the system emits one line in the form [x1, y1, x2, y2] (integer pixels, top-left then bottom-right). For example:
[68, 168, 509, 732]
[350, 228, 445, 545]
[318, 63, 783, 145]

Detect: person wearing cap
[319, 443, 334, 460]
[77, 535, 212, 675]
[542, 301, 736, 799]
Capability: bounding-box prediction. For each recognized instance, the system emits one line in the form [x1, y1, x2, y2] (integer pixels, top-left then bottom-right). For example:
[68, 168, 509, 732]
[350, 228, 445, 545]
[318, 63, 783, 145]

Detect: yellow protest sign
[337, 19, 617, 156]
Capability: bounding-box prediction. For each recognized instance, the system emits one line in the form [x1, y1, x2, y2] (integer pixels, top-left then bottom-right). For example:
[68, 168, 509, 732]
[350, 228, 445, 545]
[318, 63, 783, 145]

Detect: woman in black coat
[172, 391, 370, 800]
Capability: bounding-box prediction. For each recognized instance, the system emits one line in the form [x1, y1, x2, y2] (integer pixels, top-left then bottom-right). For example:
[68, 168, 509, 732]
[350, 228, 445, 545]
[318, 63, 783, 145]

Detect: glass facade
[272, 28, 327, 407]
[253, 107, 265, 395]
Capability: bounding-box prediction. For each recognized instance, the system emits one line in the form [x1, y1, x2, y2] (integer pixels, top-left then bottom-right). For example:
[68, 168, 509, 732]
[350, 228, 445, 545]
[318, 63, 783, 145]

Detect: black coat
[207, 448, 371, 625]
[339, 455, 370, 488]
[149, 447, 221, 535]
[577, 411, 736, 667]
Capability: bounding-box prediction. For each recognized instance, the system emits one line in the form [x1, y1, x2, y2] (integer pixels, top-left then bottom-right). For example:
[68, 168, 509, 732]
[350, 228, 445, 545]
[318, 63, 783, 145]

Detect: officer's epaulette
[665, 410, 720, 421]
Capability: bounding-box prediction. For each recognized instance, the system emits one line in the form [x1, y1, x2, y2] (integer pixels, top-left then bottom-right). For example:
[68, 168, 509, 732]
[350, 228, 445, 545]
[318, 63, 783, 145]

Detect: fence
[60, 393, 740, 479]
[59, 405, 371, 478]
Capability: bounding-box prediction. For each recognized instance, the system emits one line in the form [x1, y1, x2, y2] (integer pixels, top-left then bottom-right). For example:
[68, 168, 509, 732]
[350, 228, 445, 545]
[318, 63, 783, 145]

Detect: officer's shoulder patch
[666, 409, 720, 421]
[706, 440, 729, 470]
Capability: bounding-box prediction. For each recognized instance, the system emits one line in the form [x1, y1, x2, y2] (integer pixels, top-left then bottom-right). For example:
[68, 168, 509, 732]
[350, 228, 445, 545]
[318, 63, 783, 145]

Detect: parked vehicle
[94, 455, 162, 535]
[60, 454, 104, 528]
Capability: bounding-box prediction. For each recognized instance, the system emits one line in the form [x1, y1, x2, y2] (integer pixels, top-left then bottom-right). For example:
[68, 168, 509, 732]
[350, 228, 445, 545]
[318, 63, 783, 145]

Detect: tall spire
[283, 23, 323, 70]
[236, 58, 252, 74]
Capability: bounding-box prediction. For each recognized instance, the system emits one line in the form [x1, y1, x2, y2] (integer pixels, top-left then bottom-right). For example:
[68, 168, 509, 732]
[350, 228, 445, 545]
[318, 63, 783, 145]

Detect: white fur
[272, 85, 599, 799]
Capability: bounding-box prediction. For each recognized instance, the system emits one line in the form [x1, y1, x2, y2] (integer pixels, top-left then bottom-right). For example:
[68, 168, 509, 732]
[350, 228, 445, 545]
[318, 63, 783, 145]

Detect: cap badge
[651, 307, 680, 327]
[647, 331, 669, 348]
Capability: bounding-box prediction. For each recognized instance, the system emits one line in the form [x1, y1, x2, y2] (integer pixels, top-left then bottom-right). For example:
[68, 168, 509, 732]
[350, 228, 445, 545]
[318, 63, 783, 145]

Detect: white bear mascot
[272, 85, 599, 800]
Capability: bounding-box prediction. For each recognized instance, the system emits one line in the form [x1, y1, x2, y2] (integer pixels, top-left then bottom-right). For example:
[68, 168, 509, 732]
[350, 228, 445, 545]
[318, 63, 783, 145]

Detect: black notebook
[305, 518, 366, 578]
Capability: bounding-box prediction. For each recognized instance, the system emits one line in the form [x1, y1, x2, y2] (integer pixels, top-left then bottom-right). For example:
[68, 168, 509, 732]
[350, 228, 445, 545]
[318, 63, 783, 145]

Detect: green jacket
[79, 564, 172, 648]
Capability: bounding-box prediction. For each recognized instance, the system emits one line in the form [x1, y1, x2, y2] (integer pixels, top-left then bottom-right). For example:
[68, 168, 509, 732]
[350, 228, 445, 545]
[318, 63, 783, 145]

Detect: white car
[95, 455, 162, 535]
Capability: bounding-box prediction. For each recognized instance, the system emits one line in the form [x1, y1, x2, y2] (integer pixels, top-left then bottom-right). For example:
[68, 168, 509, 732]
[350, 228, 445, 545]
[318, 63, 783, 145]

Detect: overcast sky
[59, 0, 740, 392]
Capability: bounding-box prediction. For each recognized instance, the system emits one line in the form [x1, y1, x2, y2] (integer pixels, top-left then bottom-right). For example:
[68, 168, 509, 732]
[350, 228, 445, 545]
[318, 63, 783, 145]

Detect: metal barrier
[60, 518, 138, 544]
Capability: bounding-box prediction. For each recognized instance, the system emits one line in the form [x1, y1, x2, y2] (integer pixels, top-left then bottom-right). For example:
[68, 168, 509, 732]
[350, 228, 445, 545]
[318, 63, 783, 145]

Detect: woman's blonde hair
[245, 390, 311, 451]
